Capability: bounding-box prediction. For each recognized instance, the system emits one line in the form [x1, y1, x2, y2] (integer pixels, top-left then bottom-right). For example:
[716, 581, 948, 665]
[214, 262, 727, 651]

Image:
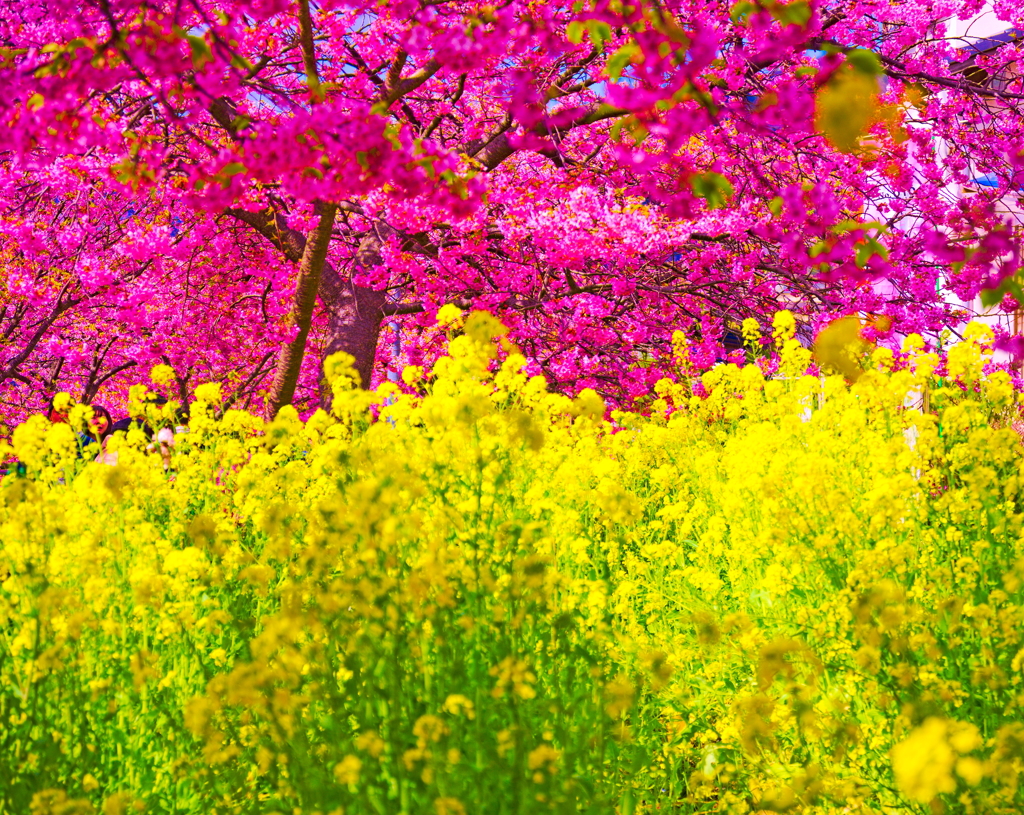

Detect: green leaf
[846, 48, 882, 76]
[187, 35, 213, 70]
[815, 66, 879, 153]
[729, 1, 757, 24]
[230, 54, 254, 74]
[26, 93, 44, 111]
[855, 236, 888, 268]
[980, 273, 1024, 308]
[110, 158, 136, 186]
[606, 43, 640, 80]
[566, 21, 586, 44]
[979, 286, 1003, 309]
[221, 162, 246, 177]
[441, 170, 470, 200]
[611, 116, 649, 145]
[1002, 278, 1022, 306]
[691, 172, 734, 209]
[383, 121, 403, 148]
[834, 218, 887, 234]
[586, 20, 613, 47]
[771, 0, 812, 27]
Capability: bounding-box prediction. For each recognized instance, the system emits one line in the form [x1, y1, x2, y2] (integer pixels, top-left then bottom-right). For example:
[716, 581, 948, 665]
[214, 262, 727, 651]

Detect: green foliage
[690, 171, 735, 209]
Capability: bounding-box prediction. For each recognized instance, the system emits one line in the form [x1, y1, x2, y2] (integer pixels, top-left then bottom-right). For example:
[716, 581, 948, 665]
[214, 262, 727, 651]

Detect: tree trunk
[227, 208, 392, 409]
[266, 204, 337, 415]
[318, 231, 389, 407]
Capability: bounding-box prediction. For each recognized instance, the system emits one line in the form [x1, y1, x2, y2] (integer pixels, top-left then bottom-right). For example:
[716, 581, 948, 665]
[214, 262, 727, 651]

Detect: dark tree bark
[226, 207, 390, 410]
[319, 233, 389, 404]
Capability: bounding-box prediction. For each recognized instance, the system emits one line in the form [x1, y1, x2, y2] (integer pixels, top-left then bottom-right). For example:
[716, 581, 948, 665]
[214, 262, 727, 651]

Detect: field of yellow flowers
[1, 312, 1023, 815]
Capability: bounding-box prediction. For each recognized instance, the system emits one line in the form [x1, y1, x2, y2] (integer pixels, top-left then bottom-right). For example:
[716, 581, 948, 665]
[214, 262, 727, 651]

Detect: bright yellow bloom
[333, 754, 362, 785]
[891, 718, 980, 803]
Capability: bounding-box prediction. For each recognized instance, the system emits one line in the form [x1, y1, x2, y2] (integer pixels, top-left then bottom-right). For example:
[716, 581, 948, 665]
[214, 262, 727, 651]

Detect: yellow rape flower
[772, 309, 796, 343]
[150, 363, 176, 387]
[741, 317, 761, 347]
[490, 657, 537, 699]
[891, 717, 981, 803]
[436, 303, 464, 328]
[355, 730, 386, 758]
[333, 754, 362, 785]
[442, 694, 476, 719]
[193, 382, 222, 404]
[434, 798, 466, 815]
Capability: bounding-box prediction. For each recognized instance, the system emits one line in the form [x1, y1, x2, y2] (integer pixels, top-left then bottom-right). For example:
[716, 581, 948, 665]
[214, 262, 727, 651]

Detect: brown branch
[381, 59, 442, 108]
[296, 0, 322, 98]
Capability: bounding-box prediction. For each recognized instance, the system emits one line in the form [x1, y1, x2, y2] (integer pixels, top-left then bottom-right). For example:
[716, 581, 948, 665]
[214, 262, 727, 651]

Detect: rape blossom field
[1, 312, 1021, 814]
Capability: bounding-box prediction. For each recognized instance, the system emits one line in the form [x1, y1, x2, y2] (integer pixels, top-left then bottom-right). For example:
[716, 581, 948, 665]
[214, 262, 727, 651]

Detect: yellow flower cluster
[1, 314, 1023, 815]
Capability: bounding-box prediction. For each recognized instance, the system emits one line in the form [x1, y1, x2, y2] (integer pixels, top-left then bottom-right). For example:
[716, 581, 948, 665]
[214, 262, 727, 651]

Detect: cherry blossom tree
[0, 0, 1022, 419]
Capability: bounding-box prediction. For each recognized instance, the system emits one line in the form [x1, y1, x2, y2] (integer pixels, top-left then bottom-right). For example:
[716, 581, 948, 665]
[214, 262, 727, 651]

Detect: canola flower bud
[333, 754, 362, 785]
[436, 303, 464, 328]
[52, 392, 74, 412]
[984, 369, 1015, 408]
[194, 382, 223, 404]
[323, 351, 360, 391]
[902, 333, 925, 355]
[266, 404, 302, 446]
[527, 744, 560, 773]
[963, 321, 994, 348]
[772, 310, 796, 343]
[947, 340, 986, 383]
[12, 415, 60, 469]
[1, 310, 1023, 815]
[464, 310, 507, 347]
[442, 694, 475, 719]
[66, 403, 92, 432]
[46, 422, 78, 459]
[151, 363, 176, 387]
[434, 797, 467, 815]
[102, 791, 138, 815]
[402, 365, 425, 387]
[872, 346, 894, 371]
[572, 389, 605, 421]
[891, 717, 983, 803]
[741, 317, 761, 347]
[671, 330, 690, 364]
[127, 383, 151, 415]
